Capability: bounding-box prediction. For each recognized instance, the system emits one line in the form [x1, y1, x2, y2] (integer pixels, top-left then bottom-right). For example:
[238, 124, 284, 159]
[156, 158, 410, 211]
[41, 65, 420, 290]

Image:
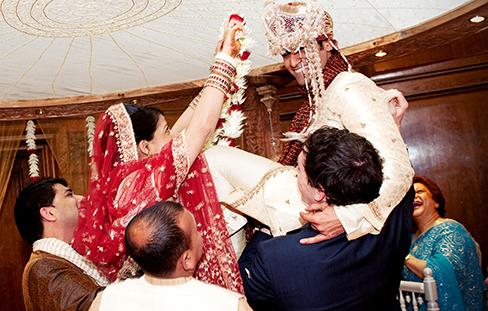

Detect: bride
[72, 18, 246, 293]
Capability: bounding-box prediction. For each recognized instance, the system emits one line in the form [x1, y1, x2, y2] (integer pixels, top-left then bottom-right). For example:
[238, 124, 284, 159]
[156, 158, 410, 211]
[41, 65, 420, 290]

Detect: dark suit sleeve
[239, 231, 276, 311]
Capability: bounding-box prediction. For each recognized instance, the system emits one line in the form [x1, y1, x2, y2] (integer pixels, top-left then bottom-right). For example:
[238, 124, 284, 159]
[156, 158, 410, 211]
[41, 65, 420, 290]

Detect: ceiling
[0, 0, 474, 102]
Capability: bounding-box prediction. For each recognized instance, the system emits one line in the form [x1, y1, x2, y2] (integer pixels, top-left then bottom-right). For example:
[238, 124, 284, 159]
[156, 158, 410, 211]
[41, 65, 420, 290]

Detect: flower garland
[86, 115, 96, 157]
[208, 13, 252, 148]
[25, 120, 40, 181]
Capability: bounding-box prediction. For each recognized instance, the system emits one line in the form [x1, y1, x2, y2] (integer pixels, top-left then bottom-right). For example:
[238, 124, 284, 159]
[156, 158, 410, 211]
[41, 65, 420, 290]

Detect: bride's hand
[217, 18, 244, 58]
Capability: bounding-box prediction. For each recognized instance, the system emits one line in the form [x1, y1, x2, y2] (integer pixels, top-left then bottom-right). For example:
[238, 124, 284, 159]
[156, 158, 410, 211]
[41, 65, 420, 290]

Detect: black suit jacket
[239, 187, 414, 311]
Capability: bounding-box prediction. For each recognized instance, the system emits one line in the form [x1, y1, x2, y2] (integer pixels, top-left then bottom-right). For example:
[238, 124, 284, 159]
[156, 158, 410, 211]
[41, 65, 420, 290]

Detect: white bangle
[215, 52, 238, 68]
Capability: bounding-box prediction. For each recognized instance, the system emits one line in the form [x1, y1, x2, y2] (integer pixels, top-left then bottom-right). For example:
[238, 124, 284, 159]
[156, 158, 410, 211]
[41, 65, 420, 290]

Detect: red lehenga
[71, 103, 243, 293]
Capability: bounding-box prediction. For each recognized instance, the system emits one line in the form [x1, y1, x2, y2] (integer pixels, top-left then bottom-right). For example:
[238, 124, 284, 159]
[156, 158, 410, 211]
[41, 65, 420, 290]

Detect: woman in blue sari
[403, 176, 484, 310]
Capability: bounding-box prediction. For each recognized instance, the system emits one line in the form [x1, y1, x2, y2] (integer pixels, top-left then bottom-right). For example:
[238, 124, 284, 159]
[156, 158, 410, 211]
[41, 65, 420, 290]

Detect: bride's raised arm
[181, 22, 243, 166]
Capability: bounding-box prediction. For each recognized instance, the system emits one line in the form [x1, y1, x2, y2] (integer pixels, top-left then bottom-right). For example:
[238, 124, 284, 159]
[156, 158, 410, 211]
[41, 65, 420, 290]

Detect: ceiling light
[375, 50, 387, 57]
[470, 15, 485, 23]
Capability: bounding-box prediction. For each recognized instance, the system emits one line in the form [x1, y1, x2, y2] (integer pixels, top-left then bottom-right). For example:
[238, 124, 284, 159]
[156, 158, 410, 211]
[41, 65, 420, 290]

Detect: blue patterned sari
[403, 219, 484, 311]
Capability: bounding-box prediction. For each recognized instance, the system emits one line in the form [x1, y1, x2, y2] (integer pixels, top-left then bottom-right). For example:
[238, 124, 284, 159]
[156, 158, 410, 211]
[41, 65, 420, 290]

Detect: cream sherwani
[206, 71, 414, 239]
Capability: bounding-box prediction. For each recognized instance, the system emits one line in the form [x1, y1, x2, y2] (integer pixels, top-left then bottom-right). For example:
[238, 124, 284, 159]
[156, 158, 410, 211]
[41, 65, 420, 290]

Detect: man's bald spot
[127, 217, 155, 250]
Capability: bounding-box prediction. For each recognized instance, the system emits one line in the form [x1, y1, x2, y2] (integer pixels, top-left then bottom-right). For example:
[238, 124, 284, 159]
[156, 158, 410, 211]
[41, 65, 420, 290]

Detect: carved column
[242, 87, 265, 156]
[257, 85, 281, 160]
[242, 85, 281, 159]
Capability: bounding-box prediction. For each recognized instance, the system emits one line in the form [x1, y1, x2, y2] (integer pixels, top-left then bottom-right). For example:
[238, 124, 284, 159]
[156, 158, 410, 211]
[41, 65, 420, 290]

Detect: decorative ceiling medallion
[1, 0, 182, 37]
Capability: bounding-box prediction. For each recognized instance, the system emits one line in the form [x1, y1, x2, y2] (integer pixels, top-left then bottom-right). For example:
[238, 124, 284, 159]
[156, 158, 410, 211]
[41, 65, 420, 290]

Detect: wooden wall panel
[1, 155, 35, 311]
[402, 91, 488, 269]
[0, 146, 59, 311]
[371, 53, 488, 272]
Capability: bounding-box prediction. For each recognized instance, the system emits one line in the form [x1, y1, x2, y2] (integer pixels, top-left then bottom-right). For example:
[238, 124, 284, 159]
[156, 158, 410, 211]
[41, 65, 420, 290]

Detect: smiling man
[14, 178, 106, 311]
[260, 0, 415, 245]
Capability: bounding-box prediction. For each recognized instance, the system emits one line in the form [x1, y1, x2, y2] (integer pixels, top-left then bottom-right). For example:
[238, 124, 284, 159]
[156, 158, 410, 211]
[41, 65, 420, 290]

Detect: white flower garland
[209, 13, 253, 148]
[86, 115, 96, 157]
[25, 120, 40, 180]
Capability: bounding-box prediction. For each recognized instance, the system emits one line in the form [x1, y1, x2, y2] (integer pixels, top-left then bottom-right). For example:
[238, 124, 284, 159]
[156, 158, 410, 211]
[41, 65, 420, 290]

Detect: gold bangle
[203, 57, 236, 96]
[205, 74, 231, 94]
[210, 64, 235, 76]
[405, 254, 412, 262]
[204, 80, 228, 95]
[189, 91, 202, 110]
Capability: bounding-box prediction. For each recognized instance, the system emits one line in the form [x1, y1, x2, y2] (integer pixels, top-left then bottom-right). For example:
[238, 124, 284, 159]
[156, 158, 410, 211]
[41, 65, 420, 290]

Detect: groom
[263, 0, 412, 244]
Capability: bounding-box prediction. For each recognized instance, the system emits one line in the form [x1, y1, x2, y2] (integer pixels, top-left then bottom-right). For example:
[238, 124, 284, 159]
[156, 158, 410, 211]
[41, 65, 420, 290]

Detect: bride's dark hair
[124, 104, 164, 144]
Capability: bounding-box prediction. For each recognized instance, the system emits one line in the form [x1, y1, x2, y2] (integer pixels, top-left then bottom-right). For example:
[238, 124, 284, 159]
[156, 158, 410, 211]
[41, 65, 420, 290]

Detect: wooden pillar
[241, 85, 281, 160]
[257, 85, 281, 160]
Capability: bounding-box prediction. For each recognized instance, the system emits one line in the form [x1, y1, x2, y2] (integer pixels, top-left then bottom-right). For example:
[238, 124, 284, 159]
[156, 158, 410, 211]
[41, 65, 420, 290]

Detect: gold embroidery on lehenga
[172, 131, 190, 191]
[150, 172, 161, 201]
[195, 199, 244, 293]
[106, 103, 138, 164]
[183, 156, 243, 293]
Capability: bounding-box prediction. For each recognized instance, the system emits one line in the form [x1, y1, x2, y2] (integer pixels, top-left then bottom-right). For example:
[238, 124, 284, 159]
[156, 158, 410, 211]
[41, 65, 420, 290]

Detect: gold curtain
[0, 121, 25, 211]
[38, 116, 92, 195]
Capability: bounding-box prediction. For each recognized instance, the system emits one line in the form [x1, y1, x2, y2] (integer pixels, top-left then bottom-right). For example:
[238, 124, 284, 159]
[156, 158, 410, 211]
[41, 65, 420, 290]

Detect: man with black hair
[95, 201, 251, 311]
[261, 1, 414, 245]
[239, 127, 414, 310]
[14, 178, 106, 311]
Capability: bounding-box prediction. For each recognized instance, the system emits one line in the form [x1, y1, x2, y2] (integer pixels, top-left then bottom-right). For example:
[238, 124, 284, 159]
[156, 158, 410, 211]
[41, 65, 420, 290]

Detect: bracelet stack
[200, 14, 251, 149]
[189, 91, 202, 110]
[204, 54, 237, 96]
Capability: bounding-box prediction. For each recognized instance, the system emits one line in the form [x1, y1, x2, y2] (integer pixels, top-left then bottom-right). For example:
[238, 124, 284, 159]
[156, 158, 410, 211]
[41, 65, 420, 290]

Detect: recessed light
[375, 50, 387, 57]
[470, 15, 485, 23]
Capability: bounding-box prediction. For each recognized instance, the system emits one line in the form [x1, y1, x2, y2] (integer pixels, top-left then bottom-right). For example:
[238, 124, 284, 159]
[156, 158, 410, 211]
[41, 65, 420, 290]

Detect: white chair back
[399, 268, 439, 311]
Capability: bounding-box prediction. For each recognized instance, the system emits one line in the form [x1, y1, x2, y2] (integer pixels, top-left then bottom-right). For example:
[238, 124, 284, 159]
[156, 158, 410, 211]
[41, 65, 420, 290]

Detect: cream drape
[0, 121, 25, 212]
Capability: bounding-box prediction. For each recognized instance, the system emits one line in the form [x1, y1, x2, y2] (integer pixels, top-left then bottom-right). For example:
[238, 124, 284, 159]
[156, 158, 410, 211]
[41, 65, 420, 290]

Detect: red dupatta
[72, 103, 243, 293]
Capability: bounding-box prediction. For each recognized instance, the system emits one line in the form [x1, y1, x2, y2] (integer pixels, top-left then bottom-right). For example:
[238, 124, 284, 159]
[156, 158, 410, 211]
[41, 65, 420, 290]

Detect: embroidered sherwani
[313, 71, 414, 238]
[22, 251, 101, 311]
[206, 71, 414, 239]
